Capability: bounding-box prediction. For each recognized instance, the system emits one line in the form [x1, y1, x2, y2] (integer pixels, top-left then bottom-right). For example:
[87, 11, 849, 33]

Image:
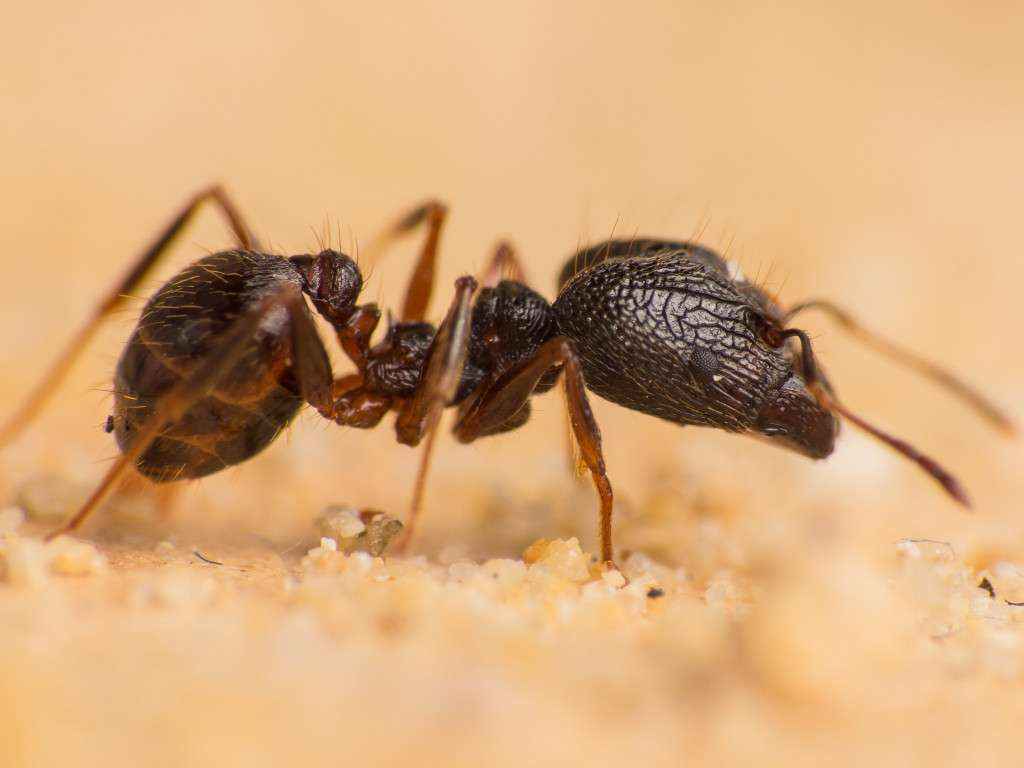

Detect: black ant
[0, 188, 1014, 567]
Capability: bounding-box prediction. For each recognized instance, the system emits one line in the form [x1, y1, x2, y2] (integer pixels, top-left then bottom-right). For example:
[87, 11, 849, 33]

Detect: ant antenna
[779, 327, 972, 507]
[784, 300, 1015, 435]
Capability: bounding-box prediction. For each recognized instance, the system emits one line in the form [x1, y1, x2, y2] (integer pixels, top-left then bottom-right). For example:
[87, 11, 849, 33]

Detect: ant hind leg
[45, 284, 324, 540]
[0, 185, 256, 449]
[453, 336, 616, 568]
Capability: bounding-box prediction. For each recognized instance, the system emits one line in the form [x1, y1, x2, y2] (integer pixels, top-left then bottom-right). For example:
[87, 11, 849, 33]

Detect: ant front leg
[359, 199, 449, 323]
[0, 185, 255, 449]
[326, 305, 397, 429]
[453, 337, 616, 568]
[390, 276, 478, 552]
[784, 299, 1015, 434]
[334, 305, 384, 373]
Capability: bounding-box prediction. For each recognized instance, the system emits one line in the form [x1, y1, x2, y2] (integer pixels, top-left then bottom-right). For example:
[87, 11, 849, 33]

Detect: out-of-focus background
[1, 2, 1022, 766]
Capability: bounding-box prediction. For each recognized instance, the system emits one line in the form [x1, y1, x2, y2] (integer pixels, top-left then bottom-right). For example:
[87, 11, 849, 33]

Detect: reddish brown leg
[45, 285, 332, 539]
[780, 326, 972, 508]
[286, 290, 336, 419]
[481, 241, 583, 479]
[333, 389, 394, 429]
[358, 199, 448, 323]
[478, 240, 528, 288]
[113, 472, 183, 522]
[0, 185, 255, 449]
[327, 201, 448, 378]
[391, 276, 478, 552]
[399, 202, 447, 322]
[331, 373, 364, 399]
[334, 306, 383, 372]
[478, 242, 582, 476]
[327, 372, 395, 426]
[785, 299, 1015, 434]
[151, 483, 183, 522]
[395, 276, 478, 446]
[453, 336, 616, 566]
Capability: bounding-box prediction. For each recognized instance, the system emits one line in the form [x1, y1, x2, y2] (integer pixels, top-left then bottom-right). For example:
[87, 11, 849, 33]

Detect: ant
[0, 187, 1014, 568]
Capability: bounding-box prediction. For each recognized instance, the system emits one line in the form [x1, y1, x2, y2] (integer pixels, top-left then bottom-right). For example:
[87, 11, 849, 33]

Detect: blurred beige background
[0, 3, 1023, 764]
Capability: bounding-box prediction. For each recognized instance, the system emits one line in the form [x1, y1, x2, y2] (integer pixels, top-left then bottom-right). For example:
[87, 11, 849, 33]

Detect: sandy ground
[1, 1, 1023, 766]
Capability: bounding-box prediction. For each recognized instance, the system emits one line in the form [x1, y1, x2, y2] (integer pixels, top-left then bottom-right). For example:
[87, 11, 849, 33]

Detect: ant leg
[334, 305, 383, 373]
[453, 337, 616, 567]
[285, 288, 339, 419]
[330, 368, 394, 428]
[333, 389, 394, 429]
[476, 241, 583, 477]
[359, 200, 448, 322]
[331, 373, 363, 398]
[478, 240, 528, 287]
[0, 184, 256, 449]
[391, 276, 478, 551]
[780, 326, 971, 507]
[327, 200, 448, 373]
[785, 299, 1015, 434]
[151, 483, 183, 522]
[115, 474, 183, 522]
[395, 276, 477, 445]
[45, 285, 321, 540]
[398, 201, 447, 322]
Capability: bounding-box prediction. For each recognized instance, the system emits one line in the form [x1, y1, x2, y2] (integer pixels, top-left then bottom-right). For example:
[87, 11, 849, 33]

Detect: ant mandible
[0, 188, 1014, 567]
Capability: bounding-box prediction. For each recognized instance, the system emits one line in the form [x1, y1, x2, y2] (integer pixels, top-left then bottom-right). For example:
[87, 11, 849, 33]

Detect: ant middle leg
[328, 200, 448, 374]
[453, 336, 616, 567]
[478, 240, 528, 287]
[388, 276, 478, 551]
[358, 199, 449, 323]
[0, 184, 256, 449]
[113, 473, 183, 525]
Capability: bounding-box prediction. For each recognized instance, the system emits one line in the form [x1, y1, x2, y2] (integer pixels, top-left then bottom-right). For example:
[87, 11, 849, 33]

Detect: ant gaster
[0, 188, 1014, 566]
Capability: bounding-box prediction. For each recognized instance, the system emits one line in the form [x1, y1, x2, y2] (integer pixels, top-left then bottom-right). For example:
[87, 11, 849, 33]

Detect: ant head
[290, 250, 363, 323]
[753, 371, 839, 459]
[739, 312, 839, 459]
[749, 314, 972, 506]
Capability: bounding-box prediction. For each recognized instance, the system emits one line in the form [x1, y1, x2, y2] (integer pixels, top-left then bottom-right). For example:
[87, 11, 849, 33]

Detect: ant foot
[596, 559, 630, 587]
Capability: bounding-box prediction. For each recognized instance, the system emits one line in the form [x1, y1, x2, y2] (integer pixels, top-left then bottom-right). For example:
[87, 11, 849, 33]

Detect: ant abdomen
[0, 190, 466, 545]
[112, 250, 310, 481]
